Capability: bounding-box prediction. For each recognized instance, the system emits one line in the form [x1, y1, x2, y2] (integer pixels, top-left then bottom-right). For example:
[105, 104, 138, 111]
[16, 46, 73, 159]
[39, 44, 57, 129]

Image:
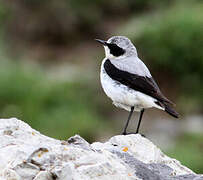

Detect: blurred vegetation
[0, 0, 202, 174]
[166, 133, 203, 174]
[0, 0, 172, 48]
[0, 59, 107, 141]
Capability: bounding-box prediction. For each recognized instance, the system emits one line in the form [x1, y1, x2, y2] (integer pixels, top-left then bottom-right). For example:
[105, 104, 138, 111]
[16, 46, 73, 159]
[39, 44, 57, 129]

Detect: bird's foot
[122, 132, 127, 135]
[122, 132, 146, 137]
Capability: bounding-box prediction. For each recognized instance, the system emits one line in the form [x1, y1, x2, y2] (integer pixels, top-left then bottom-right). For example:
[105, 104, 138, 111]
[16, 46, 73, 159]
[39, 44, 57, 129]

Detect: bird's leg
[124, 109, 145, 136]
[136, 109, 145, 134]
[122, 106, 134, 135]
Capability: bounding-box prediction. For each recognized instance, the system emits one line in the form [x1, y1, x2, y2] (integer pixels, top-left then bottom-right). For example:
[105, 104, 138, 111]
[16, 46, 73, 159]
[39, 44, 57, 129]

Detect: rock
[0, 118, 202, 180]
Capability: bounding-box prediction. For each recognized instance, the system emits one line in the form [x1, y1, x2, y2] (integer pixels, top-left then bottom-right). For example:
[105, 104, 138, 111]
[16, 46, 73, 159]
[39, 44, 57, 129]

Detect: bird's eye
[107, 43, 125, 57]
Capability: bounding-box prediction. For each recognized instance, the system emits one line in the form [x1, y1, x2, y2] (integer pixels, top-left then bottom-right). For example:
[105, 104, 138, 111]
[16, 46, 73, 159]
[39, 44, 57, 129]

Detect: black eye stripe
[107, 43, 125, 57]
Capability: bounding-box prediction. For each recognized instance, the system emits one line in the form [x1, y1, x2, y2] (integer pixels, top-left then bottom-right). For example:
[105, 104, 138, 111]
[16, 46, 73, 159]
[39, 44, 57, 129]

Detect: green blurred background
[0, 0, 202, 173]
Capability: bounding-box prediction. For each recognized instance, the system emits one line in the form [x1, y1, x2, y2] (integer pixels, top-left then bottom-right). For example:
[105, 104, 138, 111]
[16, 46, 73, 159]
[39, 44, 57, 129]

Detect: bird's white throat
[104, 46, 115, 59]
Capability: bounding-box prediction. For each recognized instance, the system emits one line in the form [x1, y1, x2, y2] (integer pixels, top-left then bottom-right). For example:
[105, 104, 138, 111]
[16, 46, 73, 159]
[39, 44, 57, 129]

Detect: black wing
[104, 59, 173, 105]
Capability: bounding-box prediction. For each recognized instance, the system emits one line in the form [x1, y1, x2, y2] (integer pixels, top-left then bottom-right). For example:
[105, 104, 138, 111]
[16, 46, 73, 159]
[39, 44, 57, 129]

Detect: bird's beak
[95, 39, 107, 46]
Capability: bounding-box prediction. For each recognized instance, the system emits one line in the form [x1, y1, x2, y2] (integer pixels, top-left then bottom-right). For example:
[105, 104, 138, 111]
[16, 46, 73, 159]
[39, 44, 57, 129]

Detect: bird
[95, 36, 179, 135]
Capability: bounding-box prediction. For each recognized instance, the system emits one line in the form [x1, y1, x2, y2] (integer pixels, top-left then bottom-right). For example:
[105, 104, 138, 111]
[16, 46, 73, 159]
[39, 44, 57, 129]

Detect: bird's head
[95, 36, 137, 59]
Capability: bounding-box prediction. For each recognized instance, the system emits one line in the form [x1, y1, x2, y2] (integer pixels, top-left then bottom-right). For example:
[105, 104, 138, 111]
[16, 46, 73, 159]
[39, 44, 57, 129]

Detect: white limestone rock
[0, 118, 202, 180]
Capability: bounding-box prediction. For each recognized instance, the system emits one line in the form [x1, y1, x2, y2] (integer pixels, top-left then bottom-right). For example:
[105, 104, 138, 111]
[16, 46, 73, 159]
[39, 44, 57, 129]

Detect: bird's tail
[155, 101, 179, 118]
[164, 104, 179, 118]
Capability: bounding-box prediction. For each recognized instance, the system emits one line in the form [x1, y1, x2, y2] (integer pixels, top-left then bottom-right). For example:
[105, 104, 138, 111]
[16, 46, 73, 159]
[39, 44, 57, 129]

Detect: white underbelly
[100, 60, 162, 111]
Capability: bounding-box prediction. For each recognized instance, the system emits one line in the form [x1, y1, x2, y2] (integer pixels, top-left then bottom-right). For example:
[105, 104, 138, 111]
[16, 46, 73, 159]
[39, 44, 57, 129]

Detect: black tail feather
[164, 104, 179, 118]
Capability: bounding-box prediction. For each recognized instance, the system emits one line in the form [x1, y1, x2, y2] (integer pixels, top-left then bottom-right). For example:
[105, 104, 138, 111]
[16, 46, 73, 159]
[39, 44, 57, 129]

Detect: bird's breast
[100, 59, 139, 107]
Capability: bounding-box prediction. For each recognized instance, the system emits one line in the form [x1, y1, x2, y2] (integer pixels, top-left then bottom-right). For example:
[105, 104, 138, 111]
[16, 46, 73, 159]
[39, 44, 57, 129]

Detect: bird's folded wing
[110, 56, 152, 77]
[104, 59, 173, 104]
